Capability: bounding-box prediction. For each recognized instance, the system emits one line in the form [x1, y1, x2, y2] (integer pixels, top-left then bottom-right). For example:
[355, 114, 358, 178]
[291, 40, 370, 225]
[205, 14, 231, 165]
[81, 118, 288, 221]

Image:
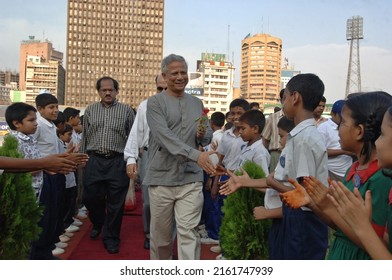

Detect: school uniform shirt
[317, 118, 352, 177]
[265, 146, 291, 209]
[124, 99, 149, 165]
[11, 130, 43, 199]
[59, 139, 76, 189]
[204, 129, 224, 152]
[33, 113, 60, 157]
[237, 139, 270, 176]
[211, 129, 224, 150]
[388, 188, 392, 253]
[283, 118, 328, 211]
[71, 130, 82, 147]
[328, 160, 392, 260]
[217, 127, 247, 171]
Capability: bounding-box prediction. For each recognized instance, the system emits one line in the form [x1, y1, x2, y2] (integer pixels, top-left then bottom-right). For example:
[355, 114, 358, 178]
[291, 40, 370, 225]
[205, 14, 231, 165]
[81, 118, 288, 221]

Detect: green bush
[0, 135, 42, 259]
[219, 160, 271, 259]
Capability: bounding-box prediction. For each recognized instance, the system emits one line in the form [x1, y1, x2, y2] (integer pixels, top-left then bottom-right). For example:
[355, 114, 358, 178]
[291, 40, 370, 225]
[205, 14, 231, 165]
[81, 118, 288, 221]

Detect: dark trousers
[64, 186, 77, 228]
[280, 204, 328, 260]
[55, 174, 66, 238]
[30, 172, 65, 260]
[268, 218, 283, 260]
[202, 172, 223, 240]
[83, 154, 129, 246]
[75, 166, 84, 214]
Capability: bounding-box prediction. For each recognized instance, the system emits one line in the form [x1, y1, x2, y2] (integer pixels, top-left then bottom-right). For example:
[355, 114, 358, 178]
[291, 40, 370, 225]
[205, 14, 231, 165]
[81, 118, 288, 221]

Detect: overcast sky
[0, 0, 391, 103]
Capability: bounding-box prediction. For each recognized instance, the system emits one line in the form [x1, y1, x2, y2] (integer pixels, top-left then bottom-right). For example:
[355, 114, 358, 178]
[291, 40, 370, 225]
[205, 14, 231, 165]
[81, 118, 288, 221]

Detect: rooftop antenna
[267, 17, 270, 33]
[261, 16, 263, 33]
[226, 24, 230, 62]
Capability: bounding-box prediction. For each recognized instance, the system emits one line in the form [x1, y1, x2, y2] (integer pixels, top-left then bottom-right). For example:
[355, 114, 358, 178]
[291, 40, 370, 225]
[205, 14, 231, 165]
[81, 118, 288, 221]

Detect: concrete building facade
[194, 53, 235, 114]
[240, 33, 282, 109]
[66, 0, 164, 108]
[19, 37, 65, 104]
[19, 37, 63, 90]
[25, 56, 65, 104]
[0, 70, 19, 89]
[281, 68, 301, 91]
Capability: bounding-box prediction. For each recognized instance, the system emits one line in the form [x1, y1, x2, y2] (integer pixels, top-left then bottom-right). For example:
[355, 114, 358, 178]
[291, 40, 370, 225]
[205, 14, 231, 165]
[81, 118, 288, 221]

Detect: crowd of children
[213, 74, 392, 260]
[4, 92, 87, 259]
[2, 71, 392, 260]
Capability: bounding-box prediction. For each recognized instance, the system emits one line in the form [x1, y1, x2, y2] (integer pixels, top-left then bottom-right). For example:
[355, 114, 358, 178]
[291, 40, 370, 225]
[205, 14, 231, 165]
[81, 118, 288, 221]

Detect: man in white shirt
[124, 74, 167, 250]
[317, 99, 353, 181]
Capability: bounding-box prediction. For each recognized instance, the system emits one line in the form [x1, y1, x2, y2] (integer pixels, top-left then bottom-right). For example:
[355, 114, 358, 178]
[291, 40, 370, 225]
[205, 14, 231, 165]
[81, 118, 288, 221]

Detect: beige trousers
[149, 182, 203, 260]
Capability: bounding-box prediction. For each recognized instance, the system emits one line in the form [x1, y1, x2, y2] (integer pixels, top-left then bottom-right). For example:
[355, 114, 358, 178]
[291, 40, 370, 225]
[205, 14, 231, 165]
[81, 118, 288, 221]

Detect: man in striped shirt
[81, 76, 135, 254]
[262, 89, 284, 172]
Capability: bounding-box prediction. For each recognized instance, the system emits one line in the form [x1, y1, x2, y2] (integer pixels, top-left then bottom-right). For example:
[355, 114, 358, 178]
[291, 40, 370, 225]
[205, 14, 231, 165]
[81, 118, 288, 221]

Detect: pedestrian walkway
[62, 190, 218, 260]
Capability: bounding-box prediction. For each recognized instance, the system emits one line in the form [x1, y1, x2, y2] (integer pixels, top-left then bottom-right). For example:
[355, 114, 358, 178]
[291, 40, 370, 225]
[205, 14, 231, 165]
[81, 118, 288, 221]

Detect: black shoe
[104, 243, 119, 254]
[144, 238, 150, 250]
[90, 227, 101, 239]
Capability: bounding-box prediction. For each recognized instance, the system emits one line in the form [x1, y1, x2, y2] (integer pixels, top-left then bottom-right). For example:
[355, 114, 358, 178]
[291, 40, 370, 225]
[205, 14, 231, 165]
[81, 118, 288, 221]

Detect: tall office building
[240, 33, 282, 108]
[192, 53, 234, 114]
[19, 36, 65, 103]
[66, 0, 164, 108]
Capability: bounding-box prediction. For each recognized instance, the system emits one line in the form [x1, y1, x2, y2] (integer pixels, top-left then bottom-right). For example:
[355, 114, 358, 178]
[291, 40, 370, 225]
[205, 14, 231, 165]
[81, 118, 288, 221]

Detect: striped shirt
[80, 100, 134, 154]
[262, 110, 283, 151]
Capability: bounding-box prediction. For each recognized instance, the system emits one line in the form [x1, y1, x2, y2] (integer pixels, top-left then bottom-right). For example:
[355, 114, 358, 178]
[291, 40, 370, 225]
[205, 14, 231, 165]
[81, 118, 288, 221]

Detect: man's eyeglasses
[157, 87, 167, 92]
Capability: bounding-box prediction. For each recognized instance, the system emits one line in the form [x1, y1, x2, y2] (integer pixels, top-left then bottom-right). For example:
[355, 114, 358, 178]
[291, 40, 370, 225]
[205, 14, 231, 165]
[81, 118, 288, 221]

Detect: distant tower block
[345, 16, 363, 97]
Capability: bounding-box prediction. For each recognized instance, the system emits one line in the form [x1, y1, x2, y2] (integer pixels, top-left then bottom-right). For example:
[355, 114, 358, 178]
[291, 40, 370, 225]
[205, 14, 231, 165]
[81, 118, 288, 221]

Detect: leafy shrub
[0, 135, 42, 259]
[219, 160, 271, 259]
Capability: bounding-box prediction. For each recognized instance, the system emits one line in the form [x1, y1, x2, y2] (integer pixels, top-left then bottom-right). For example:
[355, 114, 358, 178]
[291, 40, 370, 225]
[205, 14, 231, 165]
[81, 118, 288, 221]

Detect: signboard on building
[185, 72, 204, 96]
[201, 53, 226, 62]
[0, 121, 9, 136]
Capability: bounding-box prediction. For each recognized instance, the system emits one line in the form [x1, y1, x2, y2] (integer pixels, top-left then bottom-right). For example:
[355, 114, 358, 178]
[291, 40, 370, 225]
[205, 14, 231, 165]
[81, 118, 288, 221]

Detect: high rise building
[25, 56, 66, 104]
[281, 68, 301, 91]
[0, 85, 12, 105]
[19, 36, 65, 103]
[193, 53, 234, 114]
[66, 0, 164, 108]
[0, 70, 19, 88]
[240, 33, 282, 108]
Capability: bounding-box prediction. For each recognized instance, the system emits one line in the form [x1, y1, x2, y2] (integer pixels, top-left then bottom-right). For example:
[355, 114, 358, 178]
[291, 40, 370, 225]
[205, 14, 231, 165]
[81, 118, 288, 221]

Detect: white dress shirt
[124, 99, 149, 165]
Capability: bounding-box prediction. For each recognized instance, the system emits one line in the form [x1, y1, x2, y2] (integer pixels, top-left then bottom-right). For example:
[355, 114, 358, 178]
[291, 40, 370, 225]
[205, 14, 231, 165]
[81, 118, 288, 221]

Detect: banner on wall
[185, 72, 204, 96]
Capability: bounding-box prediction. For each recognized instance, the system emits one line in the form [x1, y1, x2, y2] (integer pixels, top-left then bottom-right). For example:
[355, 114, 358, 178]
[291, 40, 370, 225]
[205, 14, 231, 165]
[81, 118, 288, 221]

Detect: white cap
[39, 89, 51, 94]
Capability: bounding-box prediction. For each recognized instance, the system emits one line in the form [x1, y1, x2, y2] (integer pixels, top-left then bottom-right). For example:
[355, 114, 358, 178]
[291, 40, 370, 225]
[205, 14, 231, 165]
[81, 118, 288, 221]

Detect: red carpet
[64, 190, 218, 260]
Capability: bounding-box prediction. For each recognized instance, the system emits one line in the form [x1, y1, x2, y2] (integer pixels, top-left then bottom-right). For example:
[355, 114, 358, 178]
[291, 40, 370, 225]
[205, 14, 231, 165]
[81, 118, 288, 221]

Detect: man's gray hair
[161, 54, 188, 73]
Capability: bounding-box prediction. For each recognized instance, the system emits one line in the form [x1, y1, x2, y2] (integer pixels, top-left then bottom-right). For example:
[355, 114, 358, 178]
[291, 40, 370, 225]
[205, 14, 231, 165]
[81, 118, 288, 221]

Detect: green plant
[0, 135, 42, 259]
[219, 160, 271, 259]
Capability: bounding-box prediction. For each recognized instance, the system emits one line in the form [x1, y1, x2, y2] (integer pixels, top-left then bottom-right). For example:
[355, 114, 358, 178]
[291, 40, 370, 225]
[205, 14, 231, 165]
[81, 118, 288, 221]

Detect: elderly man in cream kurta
[144, 54, 215, 260]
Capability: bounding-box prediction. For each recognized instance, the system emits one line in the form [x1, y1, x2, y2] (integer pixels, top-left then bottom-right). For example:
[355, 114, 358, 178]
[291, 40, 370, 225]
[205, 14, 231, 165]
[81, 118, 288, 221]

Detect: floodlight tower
[345, 16, 363, 97]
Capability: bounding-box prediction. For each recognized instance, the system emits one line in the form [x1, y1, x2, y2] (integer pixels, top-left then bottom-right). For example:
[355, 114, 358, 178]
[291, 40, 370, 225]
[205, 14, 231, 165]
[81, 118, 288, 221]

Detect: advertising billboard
[0, 121, 9, 136]
[185, 72, 204, 96]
